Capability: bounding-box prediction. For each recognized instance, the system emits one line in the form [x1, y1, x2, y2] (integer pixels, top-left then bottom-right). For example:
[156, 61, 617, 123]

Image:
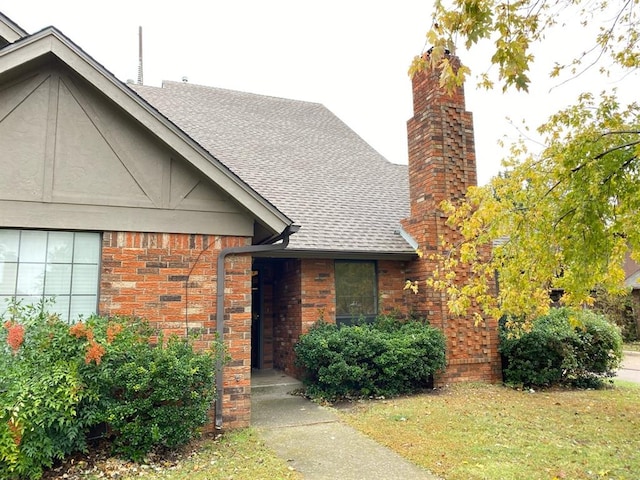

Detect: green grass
[338, 382, 640, 480]
[46, 383, 639, 479]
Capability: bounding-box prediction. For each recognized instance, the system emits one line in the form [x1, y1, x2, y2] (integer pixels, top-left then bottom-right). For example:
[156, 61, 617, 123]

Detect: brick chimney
[402, 52, 501, 384]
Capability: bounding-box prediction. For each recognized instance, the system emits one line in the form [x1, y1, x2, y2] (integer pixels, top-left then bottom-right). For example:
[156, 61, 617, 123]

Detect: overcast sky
[3, 1, 637, 185]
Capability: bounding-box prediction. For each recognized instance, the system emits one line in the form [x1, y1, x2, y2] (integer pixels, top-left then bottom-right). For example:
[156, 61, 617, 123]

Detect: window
[0, 230, 101, 322]
[335, 261, 377, 325]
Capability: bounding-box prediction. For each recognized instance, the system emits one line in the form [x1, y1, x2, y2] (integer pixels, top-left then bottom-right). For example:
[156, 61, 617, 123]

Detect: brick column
[220, 239, 253, 428]
[402, 53, 501, 384]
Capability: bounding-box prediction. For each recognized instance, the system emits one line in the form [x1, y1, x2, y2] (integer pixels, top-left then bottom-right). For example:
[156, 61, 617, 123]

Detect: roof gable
[0, 25, 291, 237]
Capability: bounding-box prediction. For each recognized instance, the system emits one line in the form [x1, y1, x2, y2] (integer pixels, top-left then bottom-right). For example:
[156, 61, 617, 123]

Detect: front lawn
[338, 382, 640, 480]
[43, 383, 640, 479]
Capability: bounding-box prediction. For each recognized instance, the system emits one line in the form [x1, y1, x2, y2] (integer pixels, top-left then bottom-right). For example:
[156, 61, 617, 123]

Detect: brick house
[0, 13, 500, 429]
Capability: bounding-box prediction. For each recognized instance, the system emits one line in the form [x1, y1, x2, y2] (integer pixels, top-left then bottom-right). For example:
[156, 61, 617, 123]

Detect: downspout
[215, 225, 298, 429]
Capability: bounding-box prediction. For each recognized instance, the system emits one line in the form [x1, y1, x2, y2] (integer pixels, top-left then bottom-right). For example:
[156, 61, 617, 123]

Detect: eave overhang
[253, 248, 418, 261]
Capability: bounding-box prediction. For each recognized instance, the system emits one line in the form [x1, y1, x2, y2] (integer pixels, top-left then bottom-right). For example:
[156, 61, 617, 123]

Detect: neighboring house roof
[0, 21, 292, 238]
[131, 81, 413, 257]
[624, 253, 640, 289]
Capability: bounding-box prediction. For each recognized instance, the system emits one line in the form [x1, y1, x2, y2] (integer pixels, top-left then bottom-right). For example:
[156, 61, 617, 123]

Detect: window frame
[334, 260, 378, 326]
[0, 229, 102, 322]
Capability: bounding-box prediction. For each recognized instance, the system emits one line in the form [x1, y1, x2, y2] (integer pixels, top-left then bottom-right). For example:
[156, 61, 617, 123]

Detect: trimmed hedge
[294, 316, 446, 400]
[500, 308, 623, 388]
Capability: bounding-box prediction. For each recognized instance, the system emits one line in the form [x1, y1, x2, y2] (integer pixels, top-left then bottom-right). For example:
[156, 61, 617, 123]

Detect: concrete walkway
[618, 350, 640, 383]
[251, 355, 638, 479]
[251, 369, 441, 480]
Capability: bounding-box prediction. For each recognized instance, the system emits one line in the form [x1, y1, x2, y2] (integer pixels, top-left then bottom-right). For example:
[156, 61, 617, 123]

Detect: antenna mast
[137, 26, 143, 85]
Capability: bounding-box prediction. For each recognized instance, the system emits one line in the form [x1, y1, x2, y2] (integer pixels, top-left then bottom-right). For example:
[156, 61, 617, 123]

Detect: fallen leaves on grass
[339, 382, 640, 480]
[42, 429, 301, 480]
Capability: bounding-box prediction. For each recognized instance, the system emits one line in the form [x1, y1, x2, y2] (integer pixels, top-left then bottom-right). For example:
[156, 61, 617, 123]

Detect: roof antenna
[137, 26, 143, 85]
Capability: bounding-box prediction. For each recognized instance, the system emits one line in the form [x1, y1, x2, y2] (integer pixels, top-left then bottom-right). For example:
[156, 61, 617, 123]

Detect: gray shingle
[131, 81, 412, 254]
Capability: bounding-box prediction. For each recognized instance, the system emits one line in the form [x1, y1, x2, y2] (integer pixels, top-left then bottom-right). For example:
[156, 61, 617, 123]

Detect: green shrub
[0, 302, 97, 480]
[500, 308, 623, 388]
[0, 301, 219, 479]
[96, 332, 216, 460]
[294, 316, 446, 401]
[570, 311, 625, 385]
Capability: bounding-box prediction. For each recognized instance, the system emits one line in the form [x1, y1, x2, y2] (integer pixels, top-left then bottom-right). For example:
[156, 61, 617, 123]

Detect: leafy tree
[410, 0, 639, 92]
[410, 0, 640, 323]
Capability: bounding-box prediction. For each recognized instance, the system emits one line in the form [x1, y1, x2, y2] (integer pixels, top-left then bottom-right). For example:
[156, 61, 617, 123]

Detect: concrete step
[251, 369, 303, 397]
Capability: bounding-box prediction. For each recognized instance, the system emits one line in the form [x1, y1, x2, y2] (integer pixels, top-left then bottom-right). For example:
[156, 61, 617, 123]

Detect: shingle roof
[131, 81, 413, 255]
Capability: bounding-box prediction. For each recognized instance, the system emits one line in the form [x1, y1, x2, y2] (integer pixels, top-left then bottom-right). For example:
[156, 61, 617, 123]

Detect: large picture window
[335, 260, 377, 325]
[0, 230, 101, 322]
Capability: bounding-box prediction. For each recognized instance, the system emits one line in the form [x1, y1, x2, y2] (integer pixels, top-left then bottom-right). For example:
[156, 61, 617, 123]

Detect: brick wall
[99, 231, 253, 429]
[273, 258, 302, 375]
[378, 260, 411, 318]
[300, 259, 336, 327]
[402, 54, 502, 384]
[273, 258, 336, 377]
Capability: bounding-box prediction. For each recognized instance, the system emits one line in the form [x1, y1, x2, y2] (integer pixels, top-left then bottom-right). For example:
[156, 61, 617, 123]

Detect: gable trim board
[0, 12, 27, 45]
[0, 200, 255, 237]
[0, 27, 292, 237]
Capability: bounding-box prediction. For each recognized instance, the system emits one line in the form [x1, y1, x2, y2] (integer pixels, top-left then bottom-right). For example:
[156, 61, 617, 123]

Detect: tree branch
[550, 0, 634, 89]
[593, 139, 640, 160]
[553, 207, 577, 229]
[570, 137, 640, 173]
[600, 155, 638, 186]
